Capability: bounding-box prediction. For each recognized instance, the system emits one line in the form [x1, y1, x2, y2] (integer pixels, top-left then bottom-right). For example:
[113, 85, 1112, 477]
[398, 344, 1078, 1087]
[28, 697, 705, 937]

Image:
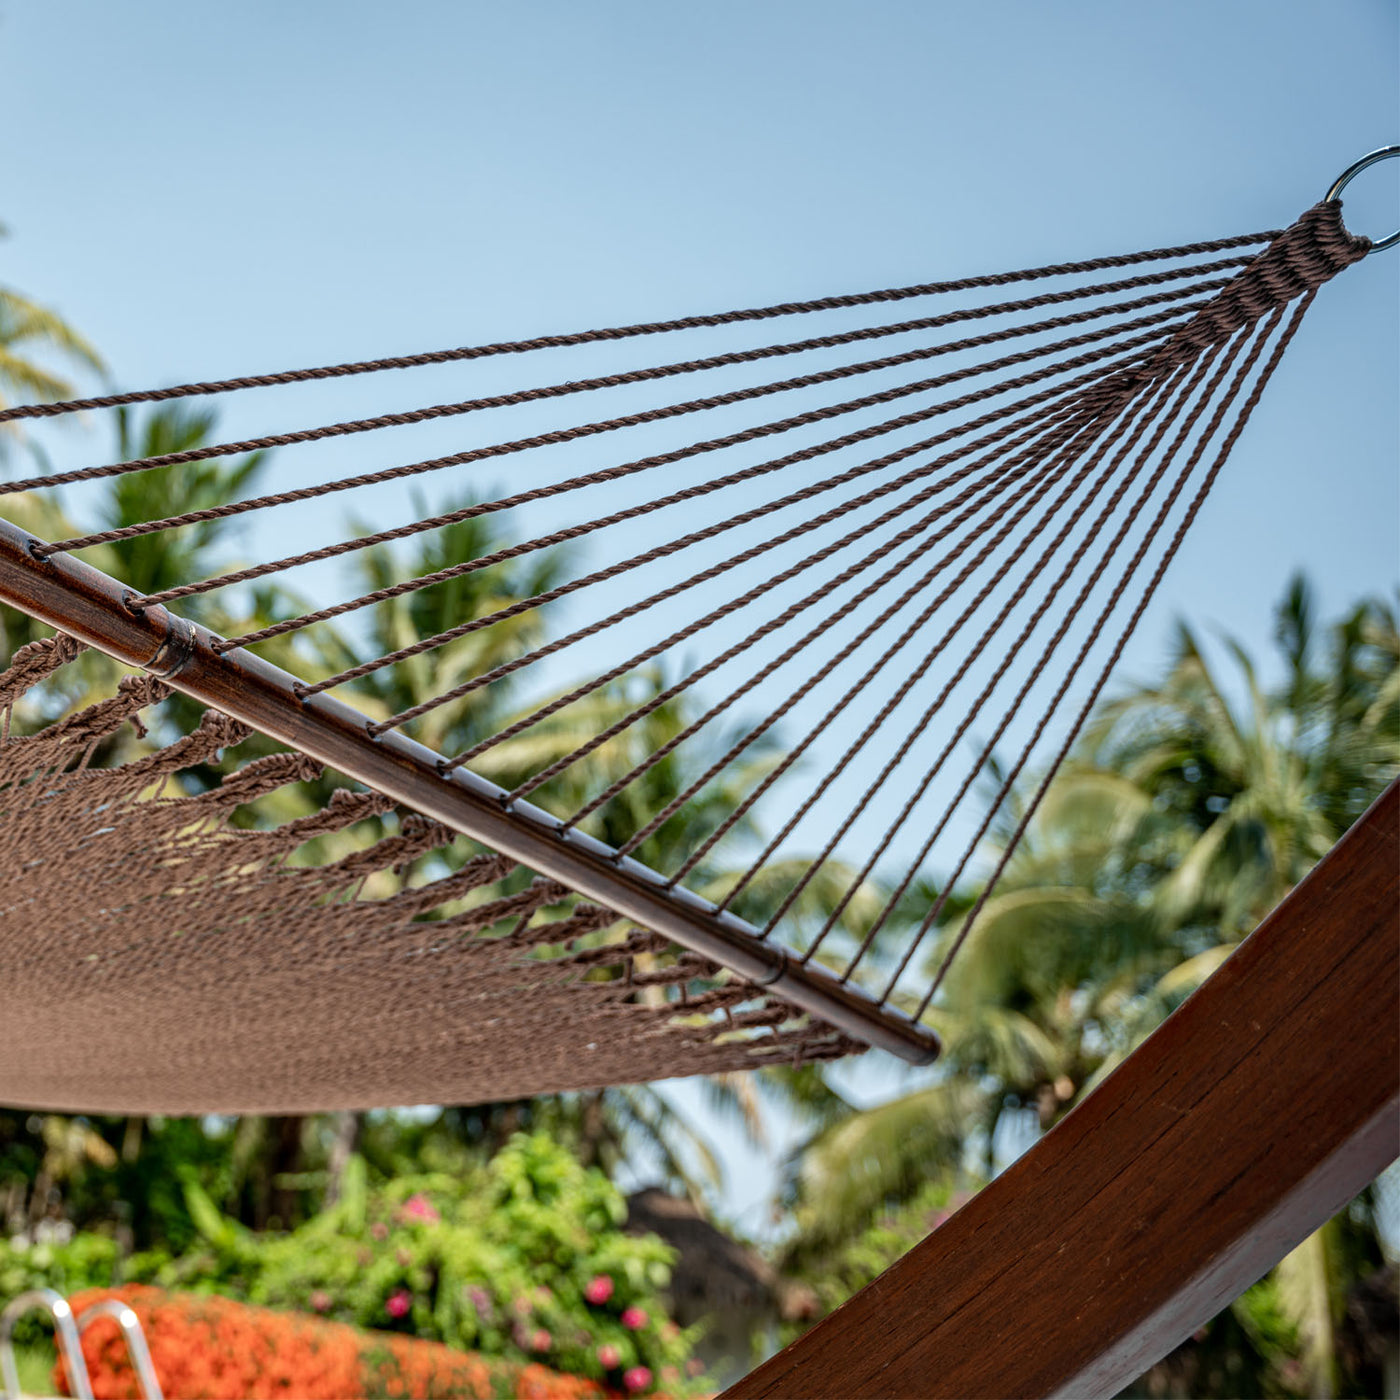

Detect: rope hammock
[0, 165, 1390, 1113]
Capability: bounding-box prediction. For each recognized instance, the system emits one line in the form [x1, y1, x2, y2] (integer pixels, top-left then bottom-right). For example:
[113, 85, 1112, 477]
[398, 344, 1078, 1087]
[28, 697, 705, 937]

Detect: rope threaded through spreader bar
[0, 203, 1369, 1080]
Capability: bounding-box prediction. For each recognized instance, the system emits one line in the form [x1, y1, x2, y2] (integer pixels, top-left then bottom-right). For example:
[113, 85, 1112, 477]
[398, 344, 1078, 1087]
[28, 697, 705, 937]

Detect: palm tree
[3, 402, 292, 722]
[99, 406, 270, 613]
[333, 504, 897, 1200]
[0, 229, 104, 430]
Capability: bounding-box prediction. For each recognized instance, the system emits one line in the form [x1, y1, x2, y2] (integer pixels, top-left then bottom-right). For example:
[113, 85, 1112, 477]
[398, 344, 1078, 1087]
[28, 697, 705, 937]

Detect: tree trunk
[324, 1112, 363, 1206]
[266, 1115, 305, 1230]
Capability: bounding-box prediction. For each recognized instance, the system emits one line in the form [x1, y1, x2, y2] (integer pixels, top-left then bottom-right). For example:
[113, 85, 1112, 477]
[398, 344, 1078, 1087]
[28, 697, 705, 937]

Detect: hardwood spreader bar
[725, 780, 1399, 1398]
[0, 516, 939, 1066]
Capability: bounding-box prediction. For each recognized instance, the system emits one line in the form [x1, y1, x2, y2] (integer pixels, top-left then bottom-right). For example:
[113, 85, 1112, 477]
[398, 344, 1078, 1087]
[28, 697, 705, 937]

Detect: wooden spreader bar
[726, 781, 1399, 1398]
[0, 516, 940, 1066]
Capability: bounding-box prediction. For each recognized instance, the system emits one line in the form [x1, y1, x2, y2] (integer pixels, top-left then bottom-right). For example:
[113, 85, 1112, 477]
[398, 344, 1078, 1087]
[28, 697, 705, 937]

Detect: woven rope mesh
[0, 633, 857, 1113]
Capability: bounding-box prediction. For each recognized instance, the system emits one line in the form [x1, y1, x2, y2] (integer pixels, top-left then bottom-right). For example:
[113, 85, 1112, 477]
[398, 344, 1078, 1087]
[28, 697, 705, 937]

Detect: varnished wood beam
[727, 781, 1400, 1400]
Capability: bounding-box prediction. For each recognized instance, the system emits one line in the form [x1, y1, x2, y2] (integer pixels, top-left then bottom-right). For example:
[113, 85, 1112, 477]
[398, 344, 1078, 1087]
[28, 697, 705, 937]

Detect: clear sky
[3, 1, 1396, 1233]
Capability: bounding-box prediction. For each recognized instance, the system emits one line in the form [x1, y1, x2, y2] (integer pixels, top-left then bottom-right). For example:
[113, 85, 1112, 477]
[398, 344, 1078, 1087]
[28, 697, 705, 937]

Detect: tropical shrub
[778, 1178, 969, 1332]
[0, 1231, 126, 1348]
[7, 1134, 699, 1393]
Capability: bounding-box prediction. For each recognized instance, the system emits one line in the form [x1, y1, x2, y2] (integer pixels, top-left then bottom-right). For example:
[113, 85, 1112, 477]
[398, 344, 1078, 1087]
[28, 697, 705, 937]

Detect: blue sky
[4, 1, 1397, 1231]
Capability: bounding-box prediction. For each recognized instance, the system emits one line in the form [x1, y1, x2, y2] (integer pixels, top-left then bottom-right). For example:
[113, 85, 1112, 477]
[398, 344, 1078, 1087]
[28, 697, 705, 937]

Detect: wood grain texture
[727, 781, 1400, 1400]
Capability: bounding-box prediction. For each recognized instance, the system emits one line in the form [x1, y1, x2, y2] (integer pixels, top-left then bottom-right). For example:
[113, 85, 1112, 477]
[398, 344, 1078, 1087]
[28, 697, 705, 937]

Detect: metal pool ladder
[0, 1289, 163, 1400]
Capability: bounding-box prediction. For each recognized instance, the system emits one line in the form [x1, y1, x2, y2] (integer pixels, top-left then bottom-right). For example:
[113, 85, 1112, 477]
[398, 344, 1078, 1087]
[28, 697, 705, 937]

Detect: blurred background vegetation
[2, 254, 1397, 1399]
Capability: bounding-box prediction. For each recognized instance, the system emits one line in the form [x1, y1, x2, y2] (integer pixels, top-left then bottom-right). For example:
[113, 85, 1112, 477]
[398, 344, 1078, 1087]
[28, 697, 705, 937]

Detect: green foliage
[0, 1134, 700, 1390]
[9, 1343, 56, 1396]
[778, 1081, 976, 1269]
[0, 277, 104, 417]
[249, 1135, 696, 1387]
[101, 405, 270, 623]
[780, 1178, 965, 1328]
[0, 1231, 122, 1347]
[774, 576, 1399, 1395]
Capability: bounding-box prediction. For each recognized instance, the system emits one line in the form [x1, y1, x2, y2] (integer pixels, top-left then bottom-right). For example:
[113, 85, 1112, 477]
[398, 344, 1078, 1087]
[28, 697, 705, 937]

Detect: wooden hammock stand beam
[0, 514, 939, 1066]
[727, 779, 1400, 1399]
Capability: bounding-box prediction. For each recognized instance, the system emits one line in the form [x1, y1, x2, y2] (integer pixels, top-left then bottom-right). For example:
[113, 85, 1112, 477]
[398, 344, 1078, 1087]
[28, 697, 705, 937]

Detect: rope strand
[0, 233, 1275, 425]
[0, 211, 1345, 1062]
[916, 295, 1309, 1016]
[872, 317, 1272, 1004]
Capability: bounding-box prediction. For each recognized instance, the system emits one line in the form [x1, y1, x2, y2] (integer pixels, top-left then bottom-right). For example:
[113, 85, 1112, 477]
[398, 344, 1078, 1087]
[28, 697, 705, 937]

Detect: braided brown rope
[216, 345, 1142, 656]
[125, 306, 1193, 613]
[295, 313, 1188, 707]
[349, 370, 1126, 728]
[874, 326, 1266, 1003]
[33, 282, 1220, 561]
[799, 355, 1219, 969]
[854, 334, 1252, 991]
[676, 369, 1189, 895]
[0, 232, 1277, 427]
[0, 206, 1365, 1070]
[590, 395, 1135, 855]
[914, 295, 1311, 1015]
[7, 267, 1246, 512]
[448, 405, 1108, 788]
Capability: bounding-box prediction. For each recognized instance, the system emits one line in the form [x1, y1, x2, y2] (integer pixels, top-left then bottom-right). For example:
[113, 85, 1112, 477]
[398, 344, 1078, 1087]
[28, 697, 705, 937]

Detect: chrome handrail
[0, 1289, 94, 1400]
[75, 1301, 163, 1400]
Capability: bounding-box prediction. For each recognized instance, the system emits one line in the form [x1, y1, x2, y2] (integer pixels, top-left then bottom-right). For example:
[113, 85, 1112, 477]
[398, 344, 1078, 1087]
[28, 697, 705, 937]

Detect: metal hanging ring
[1324, 145, 1400, 253]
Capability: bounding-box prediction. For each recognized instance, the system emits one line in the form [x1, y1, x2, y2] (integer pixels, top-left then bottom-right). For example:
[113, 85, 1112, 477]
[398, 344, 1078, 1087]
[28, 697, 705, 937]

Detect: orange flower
[57, 1287, 614, 1400]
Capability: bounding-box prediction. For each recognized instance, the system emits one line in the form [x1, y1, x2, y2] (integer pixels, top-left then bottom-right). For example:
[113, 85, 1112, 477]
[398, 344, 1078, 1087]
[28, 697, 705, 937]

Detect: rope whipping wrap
[0, 202, 1369, 1067]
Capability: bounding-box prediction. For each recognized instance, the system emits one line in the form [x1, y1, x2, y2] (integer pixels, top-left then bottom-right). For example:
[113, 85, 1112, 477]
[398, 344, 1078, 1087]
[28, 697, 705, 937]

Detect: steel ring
[1324, 145, 1399, 253]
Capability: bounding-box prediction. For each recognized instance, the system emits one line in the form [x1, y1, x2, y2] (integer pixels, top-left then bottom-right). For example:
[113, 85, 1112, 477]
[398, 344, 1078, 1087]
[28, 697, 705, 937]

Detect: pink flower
[309, 1290, 332, 1313]
[621, 1306, 648, 1330]
[512, 1293, 533, 1318]
[661, 1321, 679, 1341]
[623, 1366, 652, 1393]
[686, 1359, 705, 1377]
[597, 1344, 622, 1369]
[661, 1367, 679, 1385]
[385, 1289, 411, 1319]
[530, 1328, 552, 1351]
[400, 1192, 440, 1225]
[369, 1222, 389, 1241]
[583, 1274, 614, 1305]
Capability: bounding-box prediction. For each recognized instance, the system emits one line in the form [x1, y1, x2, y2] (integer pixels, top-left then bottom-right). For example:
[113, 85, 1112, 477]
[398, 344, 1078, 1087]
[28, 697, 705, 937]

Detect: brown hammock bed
[0, 169, 1390, 1118]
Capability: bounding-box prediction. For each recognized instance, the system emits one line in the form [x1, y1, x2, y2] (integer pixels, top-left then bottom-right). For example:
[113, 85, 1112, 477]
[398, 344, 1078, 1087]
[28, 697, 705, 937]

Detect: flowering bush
[56, 1287, 365, 1399]
[56, 1286, 613, 1399]
[224, 1134, 699, 1390]
[9, 1135, 704, 1393]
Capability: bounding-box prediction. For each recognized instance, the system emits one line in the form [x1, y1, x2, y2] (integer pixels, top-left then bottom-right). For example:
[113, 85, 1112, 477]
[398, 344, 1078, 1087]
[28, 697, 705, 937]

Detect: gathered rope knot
[192, 708, 254, 749]
[1157, 202, 1370, 366]
[0, 633, 85, 707]
[207, 750, 324, 808]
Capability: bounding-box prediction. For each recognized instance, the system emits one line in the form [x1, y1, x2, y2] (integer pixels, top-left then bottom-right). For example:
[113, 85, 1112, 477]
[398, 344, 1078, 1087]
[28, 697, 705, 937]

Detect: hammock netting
[0, 197, 1374, 1111]
[0, 635, 858, 1112]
